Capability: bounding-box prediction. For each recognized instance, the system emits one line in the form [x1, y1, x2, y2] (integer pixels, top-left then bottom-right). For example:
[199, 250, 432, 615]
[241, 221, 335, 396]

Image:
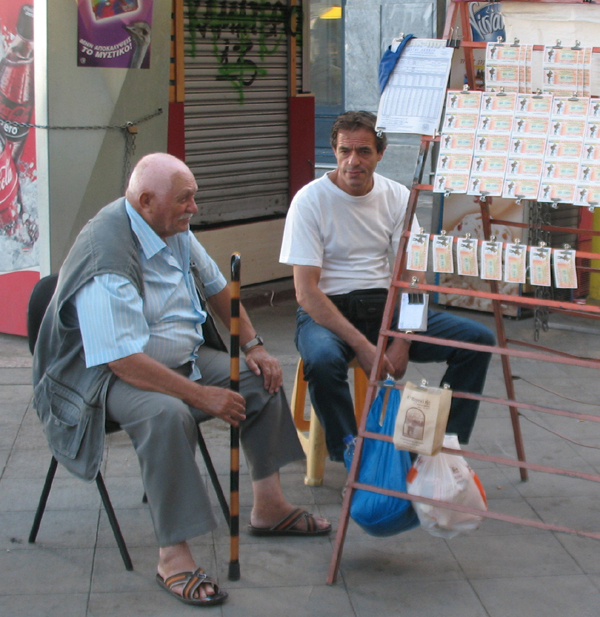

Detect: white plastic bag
[406, 434, 487, 539]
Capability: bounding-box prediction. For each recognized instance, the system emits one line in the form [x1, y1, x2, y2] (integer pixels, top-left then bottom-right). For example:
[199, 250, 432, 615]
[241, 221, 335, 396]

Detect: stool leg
[304, 407, 327, 486]
[353, 367, 369, 424]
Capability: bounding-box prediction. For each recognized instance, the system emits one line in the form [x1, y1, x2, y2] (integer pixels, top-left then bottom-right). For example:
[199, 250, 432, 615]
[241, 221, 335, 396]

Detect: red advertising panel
[0, 2, 39, 336]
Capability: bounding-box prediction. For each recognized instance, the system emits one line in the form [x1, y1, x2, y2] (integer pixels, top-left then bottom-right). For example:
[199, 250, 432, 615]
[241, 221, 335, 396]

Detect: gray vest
[33, 198, 144, 481]
[33, 198, 226, 481]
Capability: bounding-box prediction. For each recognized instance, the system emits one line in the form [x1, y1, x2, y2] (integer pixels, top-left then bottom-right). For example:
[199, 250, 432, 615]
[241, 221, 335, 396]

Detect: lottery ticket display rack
[328, 0, 600, 585]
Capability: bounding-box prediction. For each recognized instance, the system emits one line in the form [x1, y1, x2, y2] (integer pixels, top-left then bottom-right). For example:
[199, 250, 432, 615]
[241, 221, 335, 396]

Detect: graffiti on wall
[185, 0, 299, 103]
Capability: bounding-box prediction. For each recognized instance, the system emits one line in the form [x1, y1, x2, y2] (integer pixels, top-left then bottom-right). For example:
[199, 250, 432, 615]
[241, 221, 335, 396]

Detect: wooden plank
[194, 219, 292, 286]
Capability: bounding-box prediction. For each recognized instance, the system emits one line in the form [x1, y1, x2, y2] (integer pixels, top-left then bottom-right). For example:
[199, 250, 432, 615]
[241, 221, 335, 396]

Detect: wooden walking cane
[228, 252, 241, 581]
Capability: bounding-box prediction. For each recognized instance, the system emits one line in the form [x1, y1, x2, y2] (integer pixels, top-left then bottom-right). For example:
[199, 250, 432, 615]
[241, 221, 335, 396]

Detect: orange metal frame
[328, 0, 600, 585]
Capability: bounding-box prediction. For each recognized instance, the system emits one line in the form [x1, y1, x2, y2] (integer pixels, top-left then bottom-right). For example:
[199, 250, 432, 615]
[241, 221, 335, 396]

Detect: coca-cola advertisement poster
[77, 0, 153, 69]
[0, 1, 39, 336]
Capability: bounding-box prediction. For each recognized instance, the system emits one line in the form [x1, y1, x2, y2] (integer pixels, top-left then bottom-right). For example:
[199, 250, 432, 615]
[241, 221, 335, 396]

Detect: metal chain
[528, 200, 552, 341]
[1, 107, 163, 194]
[3, 108, 163, 132]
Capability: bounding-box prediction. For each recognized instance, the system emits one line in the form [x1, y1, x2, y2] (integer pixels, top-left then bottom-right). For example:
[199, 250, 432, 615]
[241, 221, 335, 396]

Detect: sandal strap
[163, 570, 194, 590]
[272, 507, 304, 531]
[183, 568, 219, 600]
[272, 508, 318, 533]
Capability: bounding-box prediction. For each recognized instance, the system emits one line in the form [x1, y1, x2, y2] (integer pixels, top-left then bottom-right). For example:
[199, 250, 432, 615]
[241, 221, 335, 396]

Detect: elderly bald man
[33, 153, 330, 607]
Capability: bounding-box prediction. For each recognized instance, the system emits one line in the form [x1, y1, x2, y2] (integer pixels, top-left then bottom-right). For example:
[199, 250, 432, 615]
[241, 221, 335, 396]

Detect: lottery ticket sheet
[468, 91, 516, 196]
[574, 98, 600, 207]
[485, 42, 533, 94]
[502, 93, 552, 199]
[434, 90, 482, 194]
[542, 45, 592, 98]
[538, 96, 588, 203]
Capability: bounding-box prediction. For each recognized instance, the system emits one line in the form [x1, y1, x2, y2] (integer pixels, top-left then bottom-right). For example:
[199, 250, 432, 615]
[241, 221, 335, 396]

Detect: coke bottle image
[0, 4, 34, 164]
[0, 132, 22, 234]
[0, 4, 36, 246]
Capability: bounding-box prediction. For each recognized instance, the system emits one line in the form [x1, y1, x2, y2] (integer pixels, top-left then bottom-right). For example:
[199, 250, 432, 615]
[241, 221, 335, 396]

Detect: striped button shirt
[74, 201, 227, 380]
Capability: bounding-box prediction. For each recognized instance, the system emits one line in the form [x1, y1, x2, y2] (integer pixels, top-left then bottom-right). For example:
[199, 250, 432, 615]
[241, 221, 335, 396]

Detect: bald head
[126, 153, 199, 239]
[126, 153, 192, 206]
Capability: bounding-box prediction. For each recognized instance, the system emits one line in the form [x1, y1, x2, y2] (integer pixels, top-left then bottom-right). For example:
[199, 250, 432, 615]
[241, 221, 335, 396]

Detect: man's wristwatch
[241, 335, 264, 353]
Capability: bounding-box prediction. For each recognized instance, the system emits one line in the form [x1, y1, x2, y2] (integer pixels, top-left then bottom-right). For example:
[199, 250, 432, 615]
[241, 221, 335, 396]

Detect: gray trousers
[106, 345, 304, 547]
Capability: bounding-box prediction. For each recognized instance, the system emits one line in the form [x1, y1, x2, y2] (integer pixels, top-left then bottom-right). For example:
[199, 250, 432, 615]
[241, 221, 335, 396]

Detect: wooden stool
[291, 357, 368, 486]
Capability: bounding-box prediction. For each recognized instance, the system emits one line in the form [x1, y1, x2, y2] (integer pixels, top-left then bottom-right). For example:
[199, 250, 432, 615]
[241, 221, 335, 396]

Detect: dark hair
[330, 110, 387, 153]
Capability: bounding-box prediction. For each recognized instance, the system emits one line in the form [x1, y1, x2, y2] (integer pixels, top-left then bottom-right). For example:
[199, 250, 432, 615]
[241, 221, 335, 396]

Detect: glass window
[310, 1, 344, 166]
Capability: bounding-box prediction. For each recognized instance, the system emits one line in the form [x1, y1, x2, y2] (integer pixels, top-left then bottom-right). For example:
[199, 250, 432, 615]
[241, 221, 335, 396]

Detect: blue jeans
[295, 307, 495, 462]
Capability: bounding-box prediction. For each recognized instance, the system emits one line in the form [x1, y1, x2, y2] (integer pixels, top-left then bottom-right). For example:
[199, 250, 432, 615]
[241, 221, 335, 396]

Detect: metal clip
[511, 37, 520, 47]
[553, 39, 563, 49]
[437, 231, 450, 247]
[462, 233, 475, 250]
[410, 276, 419, 288]
[572, 40, 582, 50]
[496, 87, 507, 97]
[568, 92, 579, 102]
[418, 379, 429, 390]
[461, 84, 470, 93]
[532, 88, 544, 100]
[446, 26, 461, 48]
[535, 241, 549, 258]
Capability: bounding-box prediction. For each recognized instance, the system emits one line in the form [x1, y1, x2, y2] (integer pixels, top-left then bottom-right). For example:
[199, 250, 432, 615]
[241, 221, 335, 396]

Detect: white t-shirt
[280, 172, 413, 295]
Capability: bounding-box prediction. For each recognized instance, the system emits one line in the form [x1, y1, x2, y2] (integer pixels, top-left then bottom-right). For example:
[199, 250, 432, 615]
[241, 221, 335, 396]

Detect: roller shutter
[184, 1, 298, 227]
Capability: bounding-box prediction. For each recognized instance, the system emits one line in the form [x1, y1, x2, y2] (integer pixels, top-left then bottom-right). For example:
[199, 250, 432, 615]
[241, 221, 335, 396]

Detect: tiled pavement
[2, 293, 600, 617]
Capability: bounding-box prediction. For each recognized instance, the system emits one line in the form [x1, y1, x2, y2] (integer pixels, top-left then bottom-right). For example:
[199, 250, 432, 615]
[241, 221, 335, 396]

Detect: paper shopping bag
[393, 380, 452, 456]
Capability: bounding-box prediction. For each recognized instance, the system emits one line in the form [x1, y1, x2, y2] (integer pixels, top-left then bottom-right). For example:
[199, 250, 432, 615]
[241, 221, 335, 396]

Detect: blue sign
[469, 2, 506, 43]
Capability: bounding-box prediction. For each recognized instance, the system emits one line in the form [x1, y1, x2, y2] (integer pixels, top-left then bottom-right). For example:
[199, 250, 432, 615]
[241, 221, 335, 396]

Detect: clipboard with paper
[376, 38, 455, 136]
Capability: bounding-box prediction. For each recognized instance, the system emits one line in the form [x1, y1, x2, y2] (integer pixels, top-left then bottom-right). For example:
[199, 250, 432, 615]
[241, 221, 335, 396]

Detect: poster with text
[0, 1, 40, 336]
[78, 0, 153, 69]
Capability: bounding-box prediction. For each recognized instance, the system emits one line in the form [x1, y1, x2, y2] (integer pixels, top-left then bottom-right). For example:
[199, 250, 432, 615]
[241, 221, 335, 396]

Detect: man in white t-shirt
[280, 111, 495, 462]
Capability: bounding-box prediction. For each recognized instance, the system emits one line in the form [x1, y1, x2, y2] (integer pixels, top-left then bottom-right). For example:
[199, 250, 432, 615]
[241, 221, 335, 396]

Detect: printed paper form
[376, 39, 454, 136]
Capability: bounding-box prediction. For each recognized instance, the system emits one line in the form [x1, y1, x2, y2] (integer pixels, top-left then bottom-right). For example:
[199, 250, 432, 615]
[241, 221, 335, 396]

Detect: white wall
[40, 0, 171, 271]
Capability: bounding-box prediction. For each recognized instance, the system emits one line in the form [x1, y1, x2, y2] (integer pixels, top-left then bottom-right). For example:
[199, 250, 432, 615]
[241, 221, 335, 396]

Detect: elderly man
[280, 110, 495, 463]
[33, 153, 330, 607]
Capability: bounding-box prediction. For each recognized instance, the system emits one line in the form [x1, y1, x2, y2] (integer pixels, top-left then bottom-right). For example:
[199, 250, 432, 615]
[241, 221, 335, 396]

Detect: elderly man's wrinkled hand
[244, 346, 283, 394]
[196, 385, 247, 427]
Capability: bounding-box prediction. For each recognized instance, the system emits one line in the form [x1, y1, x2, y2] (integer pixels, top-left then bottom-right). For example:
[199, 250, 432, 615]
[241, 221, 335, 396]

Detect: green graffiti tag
[185, 0, 299, 103]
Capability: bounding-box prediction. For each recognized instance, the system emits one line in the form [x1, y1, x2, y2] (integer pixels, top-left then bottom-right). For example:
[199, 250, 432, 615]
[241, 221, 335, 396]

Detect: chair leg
[305, 408, 327, 487]
[96, 472, 133, 571]
[197, 428, 231, 528]
[29, 456, 58, 543]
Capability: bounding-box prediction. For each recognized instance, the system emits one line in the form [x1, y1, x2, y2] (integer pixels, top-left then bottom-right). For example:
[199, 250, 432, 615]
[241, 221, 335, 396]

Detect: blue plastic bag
[347, 381, 420, 537]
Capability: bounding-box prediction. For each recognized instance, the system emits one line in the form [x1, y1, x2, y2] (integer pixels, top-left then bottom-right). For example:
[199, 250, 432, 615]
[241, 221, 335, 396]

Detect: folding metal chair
[27, 274, 230, 571]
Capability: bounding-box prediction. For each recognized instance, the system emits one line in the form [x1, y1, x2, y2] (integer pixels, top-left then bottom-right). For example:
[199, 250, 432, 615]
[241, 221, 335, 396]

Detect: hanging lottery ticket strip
[407, 230, 579, 288]
[434, 88, 600, 207]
